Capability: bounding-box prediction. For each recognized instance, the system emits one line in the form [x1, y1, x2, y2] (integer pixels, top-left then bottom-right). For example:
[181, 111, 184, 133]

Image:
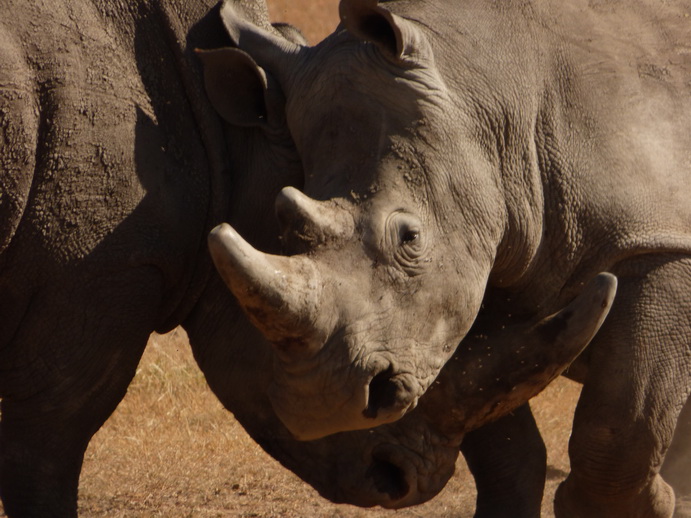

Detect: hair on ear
[272, 23, 309, 46]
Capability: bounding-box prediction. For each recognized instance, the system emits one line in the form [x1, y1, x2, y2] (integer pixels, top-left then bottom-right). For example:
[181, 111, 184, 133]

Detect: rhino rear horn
[275, 187, 355, 250]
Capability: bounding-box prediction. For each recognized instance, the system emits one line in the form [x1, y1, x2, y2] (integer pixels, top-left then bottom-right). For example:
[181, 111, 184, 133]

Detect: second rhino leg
[0, 269, 159, 517]
[461, 403, 545, 518]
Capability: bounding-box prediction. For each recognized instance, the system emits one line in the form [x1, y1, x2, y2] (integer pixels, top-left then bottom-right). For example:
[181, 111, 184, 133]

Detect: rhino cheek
[267, 274, 483, 440]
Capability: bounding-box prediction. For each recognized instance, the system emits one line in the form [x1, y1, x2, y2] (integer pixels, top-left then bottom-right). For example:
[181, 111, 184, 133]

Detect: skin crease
[213, 0, 691, 516]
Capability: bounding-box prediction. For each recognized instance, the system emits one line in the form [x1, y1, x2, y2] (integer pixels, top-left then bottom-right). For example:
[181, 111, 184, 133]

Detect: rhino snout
[327, 444, 417, 507]
[366, 445, 416, 505]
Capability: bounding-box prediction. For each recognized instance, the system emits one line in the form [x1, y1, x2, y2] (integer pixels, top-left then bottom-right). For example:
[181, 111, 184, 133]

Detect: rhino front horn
[208, 223, 328, 355]
[491, 271, 618, 401]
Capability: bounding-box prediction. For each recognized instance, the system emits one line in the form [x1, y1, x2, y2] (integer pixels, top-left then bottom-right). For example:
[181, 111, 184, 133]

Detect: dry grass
[267, 0, 340, 44]
[70, 328, 580, 517]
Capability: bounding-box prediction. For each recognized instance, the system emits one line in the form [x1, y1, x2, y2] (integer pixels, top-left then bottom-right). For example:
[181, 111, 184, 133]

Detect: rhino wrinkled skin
[208, 0, 691, 516]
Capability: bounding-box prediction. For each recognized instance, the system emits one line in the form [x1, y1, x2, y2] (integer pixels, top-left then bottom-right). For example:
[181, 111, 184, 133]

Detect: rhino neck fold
[489, 133, 546, 289]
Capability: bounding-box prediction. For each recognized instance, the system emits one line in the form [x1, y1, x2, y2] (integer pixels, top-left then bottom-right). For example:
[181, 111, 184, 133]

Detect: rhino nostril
[366, 451, 411, 502]
[364, 365, 400, 419]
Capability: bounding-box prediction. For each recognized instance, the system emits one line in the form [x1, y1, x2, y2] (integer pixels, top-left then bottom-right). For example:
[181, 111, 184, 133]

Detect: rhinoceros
[208, 0, 691, 516]
[0, 0, 612, 515]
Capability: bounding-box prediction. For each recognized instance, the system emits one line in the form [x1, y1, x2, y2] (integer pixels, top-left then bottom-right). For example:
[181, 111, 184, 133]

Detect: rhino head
[204, 0, 554, 440]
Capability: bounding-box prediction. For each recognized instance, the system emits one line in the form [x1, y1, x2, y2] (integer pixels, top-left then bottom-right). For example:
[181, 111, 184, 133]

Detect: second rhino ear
[197, 47, 269, 127]
[339, 0, 423, 62]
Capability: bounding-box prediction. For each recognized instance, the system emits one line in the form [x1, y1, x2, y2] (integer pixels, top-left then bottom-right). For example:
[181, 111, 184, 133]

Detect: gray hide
[209, 1, 691, 517]
[189, 262, 616, 511]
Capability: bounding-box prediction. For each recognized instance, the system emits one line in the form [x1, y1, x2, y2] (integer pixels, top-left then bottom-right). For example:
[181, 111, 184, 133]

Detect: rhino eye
[400, 227, 420, 244]
[396, 216, 423, 251]
[385, 212, 428, 276]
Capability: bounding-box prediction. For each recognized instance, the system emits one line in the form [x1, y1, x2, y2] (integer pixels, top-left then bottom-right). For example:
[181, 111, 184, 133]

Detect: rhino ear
[339, 0, 422, 62]
[219, 1, 302, 92]
[197, 47, 269, 127]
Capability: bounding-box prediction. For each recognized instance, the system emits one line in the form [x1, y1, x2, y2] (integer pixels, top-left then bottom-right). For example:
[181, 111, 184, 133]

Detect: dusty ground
[72, 329, 579, 517]
[1, 2, 582, 517]
[267, 0, 340, 44]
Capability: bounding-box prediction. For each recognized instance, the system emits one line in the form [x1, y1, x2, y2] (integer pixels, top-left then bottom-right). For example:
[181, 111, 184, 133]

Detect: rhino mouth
[267, 333, 428, 440]
[257, 415, 458, 509]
